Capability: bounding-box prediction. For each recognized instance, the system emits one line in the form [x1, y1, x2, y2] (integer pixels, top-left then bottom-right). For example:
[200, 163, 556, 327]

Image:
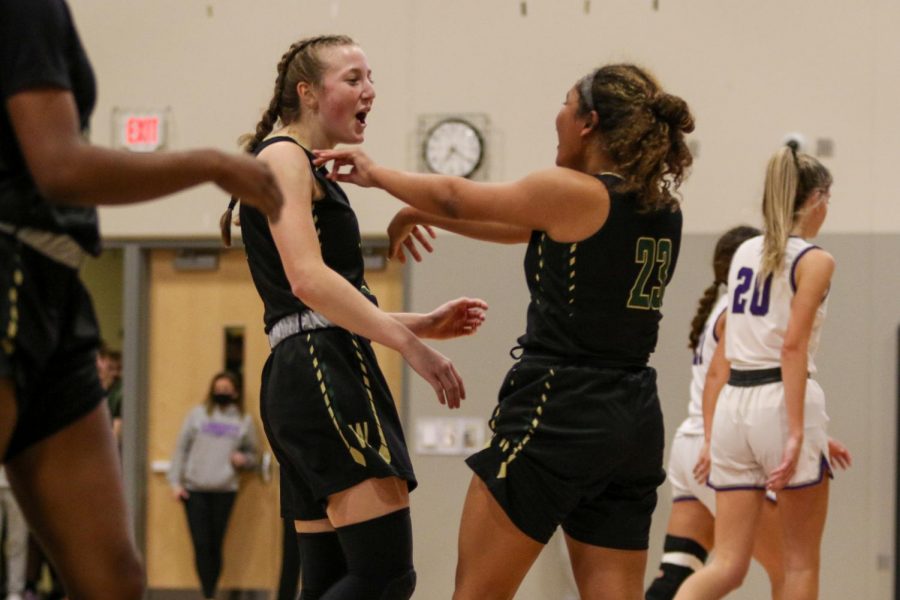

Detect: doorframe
[108, 237, 393, 556]
[112, 239, 226, 552]
[119, 242, 148, 551]
[895, 324, 900, 599]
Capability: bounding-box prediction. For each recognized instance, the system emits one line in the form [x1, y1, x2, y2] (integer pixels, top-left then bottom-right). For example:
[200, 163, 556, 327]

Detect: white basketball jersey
[725, 236, 828, 372]
[677, 293, 728, 436]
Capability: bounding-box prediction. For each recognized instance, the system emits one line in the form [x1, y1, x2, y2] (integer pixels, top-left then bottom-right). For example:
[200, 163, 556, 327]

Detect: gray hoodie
[168, 404, 259, 492]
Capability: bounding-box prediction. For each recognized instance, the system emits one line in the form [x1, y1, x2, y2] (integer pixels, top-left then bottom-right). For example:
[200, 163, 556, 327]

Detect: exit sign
[112, 108, 168, 152]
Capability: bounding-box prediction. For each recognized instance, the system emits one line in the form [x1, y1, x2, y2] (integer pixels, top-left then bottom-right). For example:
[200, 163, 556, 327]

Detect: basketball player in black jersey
[221, 36, 487, 600]
[316, 64, 693, 600]
[0, 2, 282, 598]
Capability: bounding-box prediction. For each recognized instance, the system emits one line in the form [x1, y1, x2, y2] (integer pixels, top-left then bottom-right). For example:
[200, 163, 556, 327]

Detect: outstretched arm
[387, 207, 529, 263]
[7, 89, 282, 217]
[314, 147, 608, 243]
[391, 297, 488, 340]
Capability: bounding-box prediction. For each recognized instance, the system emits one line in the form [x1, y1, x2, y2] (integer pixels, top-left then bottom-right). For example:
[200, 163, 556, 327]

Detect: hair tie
[785, 139, 802, 174]
[220, 196, 238, 247]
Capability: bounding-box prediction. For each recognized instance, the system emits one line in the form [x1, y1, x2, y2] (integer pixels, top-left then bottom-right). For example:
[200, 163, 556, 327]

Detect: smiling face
[311, 45, 375, 146]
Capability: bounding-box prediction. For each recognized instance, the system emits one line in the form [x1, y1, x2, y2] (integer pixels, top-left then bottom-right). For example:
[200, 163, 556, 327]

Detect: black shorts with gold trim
[0, 235, 104, 460]
[466, 354, 665, 549]
[260, 327, 416, 521]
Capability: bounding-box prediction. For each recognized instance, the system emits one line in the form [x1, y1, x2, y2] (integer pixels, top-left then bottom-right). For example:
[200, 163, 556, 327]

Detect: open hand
[402, 339, 465, 409]
[767, 434, 803, 491]
[827, 437, 852, 470]
[231, 452, 248, 469]
[171, 485, 189, 501]
[388, 209, 437, 264]
[216, 152, 283, 221]
[424, 298, 488, 339]
[693, 440, 711, 484]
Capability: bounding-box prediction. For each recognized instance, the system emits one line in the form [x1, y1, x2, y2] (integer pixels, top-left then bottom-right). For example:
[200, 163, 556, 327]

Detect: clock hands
[422, 117, 484, 177]
[444, 145, 477, 163]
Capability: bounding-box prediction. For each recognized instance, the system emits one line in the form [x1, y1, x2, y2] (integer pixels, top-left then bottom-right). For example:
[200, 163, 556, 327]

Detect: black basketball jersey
[516, 174, 682, 366]
[0, 0, 100, 256]
[239, 137, 376, 333]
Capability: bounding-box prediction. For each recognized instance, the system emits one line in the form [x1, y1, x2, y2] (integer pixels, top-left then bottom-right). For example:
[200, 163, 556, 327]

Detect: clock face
[423, 118, 484, 178]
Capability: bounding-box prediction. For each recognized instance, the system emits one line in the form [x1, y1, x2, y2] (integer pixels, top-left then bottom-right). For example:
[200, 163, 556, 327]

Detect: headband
[579, 69, 598, 110]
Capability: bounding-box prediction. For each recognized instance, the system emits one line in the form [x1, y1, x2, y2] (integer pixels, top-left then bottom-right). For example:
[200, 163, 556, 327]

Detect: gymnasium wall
[62, 1, 900, 598]
[67, 0, 900, 239]
[80, 248, 124, 349]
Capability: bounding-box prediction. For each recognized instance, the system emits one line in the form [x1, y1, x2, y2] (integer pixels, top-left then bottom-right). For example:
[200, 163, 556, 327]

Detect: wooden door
[145, 247, 404, 592]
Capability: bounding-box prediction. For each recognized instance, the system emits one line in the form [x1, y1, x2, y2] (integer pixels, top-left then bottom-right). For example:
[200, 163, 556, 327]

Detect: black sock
[298, 530, 347, 600]
[277, 518, 301, 600]
[321, 508, 416, 600]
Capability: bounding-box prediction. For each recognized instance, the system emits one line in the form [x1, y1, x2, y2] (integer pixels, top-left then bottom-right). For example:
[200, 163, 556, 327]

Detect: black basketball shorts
[0, 235, 105, 460]
[466, 356, 665, 549]
[260, 327, 416, 521]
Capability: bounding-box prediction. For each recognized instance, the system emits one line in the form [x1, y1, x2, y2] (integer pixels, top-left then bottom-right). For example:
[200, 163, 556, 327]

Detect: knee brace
[645, 535, 708, 600]
[322, 508, 416, 600]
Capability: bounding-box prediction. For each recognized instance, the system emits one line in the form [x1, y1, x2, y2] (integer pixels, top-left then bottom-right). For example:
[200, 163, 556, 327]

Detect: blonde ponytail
[759, 147, 798, 280]
[759, 144, 832, 280]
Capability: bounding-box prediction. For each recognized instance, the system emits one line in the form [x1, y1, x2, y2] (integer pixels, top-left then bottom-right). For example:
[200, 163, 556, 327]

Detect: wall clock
[419, 116, 487, 179]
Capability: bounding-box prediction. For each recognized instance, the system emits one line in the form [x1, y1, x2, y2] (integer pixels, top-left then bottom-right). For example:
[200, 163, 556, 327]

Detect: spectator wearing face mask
[168, 372, 259, 599]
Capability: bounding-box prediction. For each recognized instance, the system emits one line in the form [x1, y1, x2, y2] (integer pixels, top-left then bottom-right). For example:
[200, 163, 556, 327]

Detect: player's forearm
[293, 265, 418, 354]
[390, 312, 433, 337]
[702, 368, 727, 442]
[411, 209, 530, 244]
[702, 343, 729, 442]
[781, 345, 808, 437]
[372, 166, 463, 218]
[39, 143, 226, 206]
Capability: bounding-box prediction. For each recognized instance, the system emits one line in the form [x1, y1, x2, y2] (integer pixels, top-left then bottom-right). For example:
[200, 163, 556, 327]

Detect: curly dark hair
[577, 64, 694, 213]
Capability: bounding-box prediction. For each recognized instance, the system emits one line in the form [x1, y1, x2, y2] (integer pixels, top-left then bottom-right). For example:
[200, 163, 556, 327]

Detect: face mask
[212, 393, 234, 405]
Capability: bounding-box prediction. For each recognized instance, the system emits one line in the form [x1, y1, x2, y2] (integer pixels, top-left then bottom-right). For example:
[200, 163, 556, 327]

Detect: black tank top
[516, 174, 682, 366]
[239, 137, 376, 333]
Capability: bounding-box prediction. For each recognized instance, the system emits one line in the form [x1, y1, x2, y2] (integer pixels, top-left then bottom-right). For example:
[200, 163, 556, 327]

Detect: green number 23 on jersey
[627, 237, 673, 310]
